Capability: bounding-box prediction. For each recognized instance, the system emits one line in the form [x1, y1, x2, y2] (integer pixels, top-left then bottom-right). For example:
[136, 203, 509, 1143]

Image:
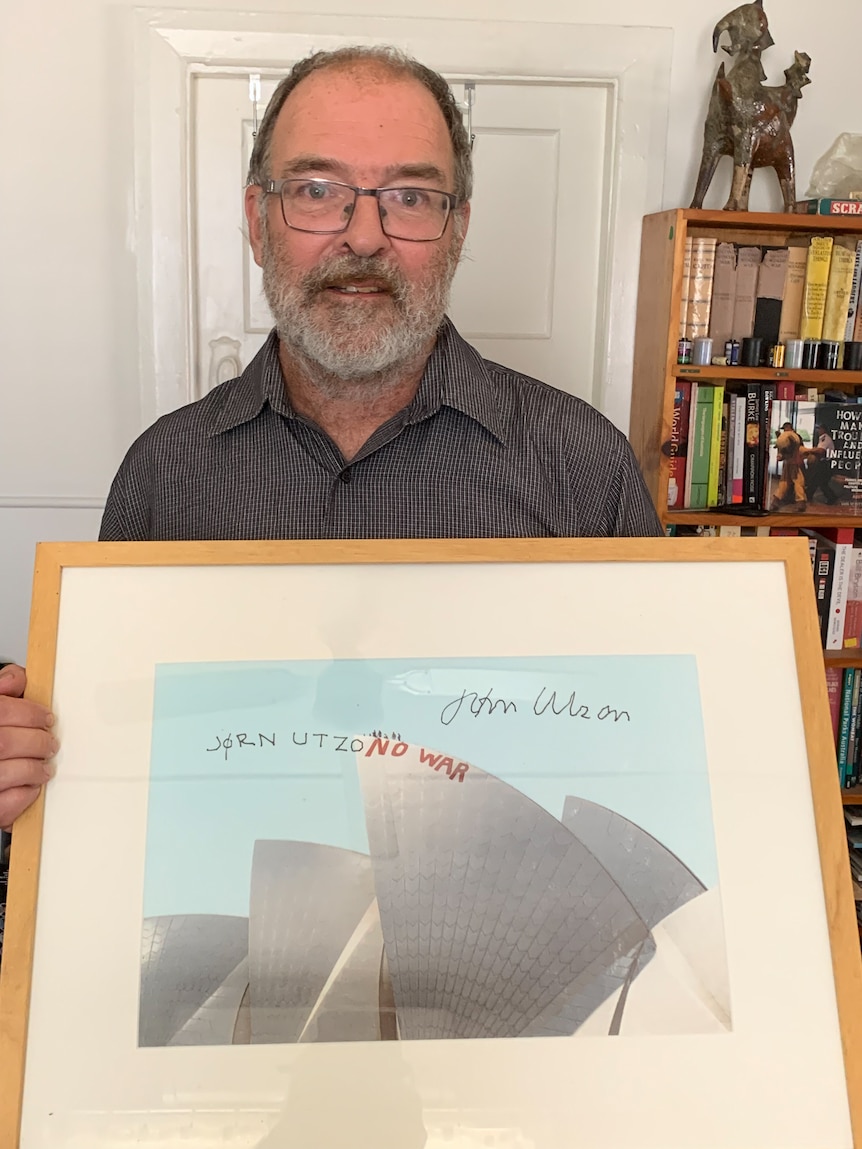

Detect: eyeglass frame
[256, 177, 462, 242]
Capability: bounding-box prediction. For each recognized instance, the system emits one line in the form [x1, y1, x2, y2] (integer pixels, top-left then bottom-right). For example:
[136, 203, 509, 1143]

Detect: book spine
[826, 531, 856, 650]
[848, 240, 862, 343]
[844, 545, 862, 648]
[848, 669, 862, 788]
[707, 385, 726, 507]
[743, 384, 761, 506]
[708, 242, 738, 351]
[717, 397, 730, 506]
[795, 198, 862, 216]
[799, 236, 835, 341]
[731, 394, 746, 503]
[688, 386, 715, 509]
[758, 381, 776, 507]
[687, 238, 718, 341]
[826, 665, 845, 745]
[813, 540, 836, 647]
[838, 668, 855, 786]
[679, 236, 693, 340]
[732, 247, 762, 341]
[778, 246, 808, 344]
[822, 244, 857, 343]
[667, 381, 691, 509]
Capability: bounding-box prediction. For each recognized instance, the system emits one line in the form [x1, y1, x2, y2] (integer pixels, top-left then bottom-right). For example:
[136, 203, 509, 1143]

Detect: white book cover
[827, 538, 854, 650]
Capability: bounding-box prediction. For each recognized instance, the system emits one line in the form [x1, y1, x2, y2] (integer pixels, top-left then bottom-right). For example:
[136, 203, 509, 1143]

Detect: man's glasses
[260, 178, 459, 242]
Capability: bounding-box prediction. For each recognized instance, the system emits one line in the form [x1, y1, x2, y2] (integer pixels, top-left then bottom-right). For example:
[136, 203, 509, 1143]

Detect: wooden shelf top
[665, 511, 862, 528]
[648, 207, 862, 233]
[673, 366, 862, 385]
[825, 651, 862, 669]
[842, 788, 862, 805]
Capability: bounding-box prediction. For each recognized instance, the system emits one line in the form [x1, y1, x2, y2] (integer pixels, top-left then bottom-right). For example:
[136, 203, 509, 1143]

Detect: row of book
[679, 233, 862, 355]
[668, 523, 862, 654]
[668, 382, 862, 515]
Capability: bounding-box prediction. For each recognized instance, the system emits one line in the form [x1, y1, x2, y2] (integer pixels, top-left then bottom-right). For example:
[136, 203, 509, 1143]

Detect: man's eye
[394, 189, 428, 208]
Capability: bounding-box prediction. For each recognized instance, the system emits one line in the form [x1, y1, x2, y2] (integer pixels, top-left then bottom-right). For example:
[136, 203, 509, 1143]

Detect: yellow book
[822, 243, 857, 341]
[799, 235, 834, 340]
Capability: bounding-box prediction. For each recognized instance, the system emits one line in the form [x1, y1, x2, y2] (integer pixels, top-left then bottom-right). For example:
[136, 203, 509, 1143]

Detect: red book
[667, 380, 692, 510]
[826, 665, 844, 744]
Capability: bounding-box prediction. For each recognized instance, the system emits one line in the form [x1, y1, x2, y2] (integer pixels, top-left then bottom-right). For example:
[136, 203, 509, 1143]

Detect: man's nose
[340, 193, 391, 257]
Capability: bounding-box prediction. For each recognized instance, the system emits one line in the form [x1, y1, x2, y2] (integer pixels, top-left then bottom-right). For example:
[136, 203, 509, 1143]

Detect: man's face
[245, 65, 469, 386]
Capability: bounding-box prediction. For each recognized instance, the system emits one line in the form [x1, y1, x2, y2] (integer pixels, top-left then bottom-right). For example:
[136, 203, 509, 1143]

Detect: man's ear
[244, 185, 266, 268]
[455, 201, 471, 256]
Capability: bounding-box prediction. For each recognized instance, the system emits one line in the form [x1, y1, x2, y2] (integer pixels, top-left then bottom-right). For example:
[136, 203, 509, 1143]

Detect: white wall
[1, 0, 860, 661]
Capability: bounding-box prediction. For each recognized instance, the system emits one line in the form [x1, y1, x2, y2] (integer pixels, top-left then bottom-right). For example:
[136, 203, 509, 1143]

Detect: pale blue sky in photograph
[144, 655, 715, 917]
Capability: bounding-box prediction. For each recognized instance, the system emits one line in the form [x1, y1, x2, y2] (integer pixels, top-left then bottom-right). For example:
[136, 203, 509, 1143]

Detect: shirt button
[340, 469, 352, 484]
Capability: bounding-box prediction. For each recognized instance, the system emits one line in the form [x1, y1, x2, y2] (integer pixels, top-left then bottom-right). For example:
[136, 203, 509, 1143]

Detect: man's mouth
[325, 280, 391, 296]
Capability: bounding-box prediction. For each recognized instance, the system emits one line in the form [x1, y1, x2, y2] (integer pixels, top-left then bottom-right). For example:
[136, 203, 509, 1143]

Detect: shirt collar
[207, 318, 506, 444]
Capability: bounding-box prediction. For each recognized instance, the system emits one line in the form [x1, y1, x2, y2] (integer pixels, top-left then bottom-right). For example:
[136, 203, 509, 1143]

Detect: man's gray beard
[260, 223, 458, 399]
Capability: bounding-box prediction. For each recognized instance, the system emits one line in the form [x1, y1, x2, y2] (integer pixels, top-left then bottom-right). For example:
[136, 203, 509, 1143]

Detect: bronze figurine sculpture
[690, 0, 811, 212]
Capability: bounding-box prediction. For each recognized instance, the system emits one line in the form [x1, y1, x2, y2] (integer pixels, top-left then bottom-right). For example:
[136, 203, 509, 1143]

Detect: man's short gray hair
[246, 45, 473, 202]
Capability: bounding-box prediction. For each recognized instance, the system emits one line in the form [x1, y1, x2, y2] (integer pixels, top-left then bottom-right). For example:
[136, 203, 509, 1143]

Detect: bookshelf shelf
[674, 367, 862, 385]
[681, 208, 862, 234]
[665, 511, 860, 528]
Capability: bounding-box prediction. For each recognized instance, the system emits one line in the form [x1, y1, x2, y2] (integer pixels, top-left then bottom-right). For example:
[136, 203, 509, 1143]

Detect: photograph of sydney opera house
[140, 655, 731, 1046]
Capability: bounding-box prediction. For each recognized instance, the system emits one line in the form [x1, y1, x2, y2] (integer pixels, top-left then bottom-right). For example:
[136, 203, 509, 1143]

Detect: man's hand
[0, 665, 57, 830]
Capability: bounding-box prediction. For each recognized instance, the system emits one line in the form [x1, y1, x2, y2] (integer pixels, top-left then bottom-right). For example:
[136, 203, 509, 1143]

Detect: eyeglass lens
[280, 180, 451, 240]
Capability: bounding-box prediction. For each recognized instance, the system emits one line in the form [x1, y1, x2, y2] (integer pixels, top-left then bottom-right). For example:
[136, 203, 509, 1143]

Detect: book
[795, 198, 862, 216]
[805, 529, 837, 647]
[765, 400, 862, 515]
[730, 393, 746, 503]
[717, 397, 729, 506]
[815, 527, 857, 649]
[731, 246, 762, 340]
[844, 541, 862, 648]
[838, 669, 856, 784]
[687, 238, 718, 340]
[845, 240, 862, 343]
[667, 380, 691, 509]
[848, 668, 862, 787]
[758, 381, 776, 506]
[742, 383, 761, 506]
[827, 665, 845, 743]
[799, 236, 835, 341]
[708, 242, 737, 351]
[679, 236, 693, 340]
[822, 243, 858, 342]
[687, 384, 715, 509]
[753, 248, 789, 348]
[778, 245, 809, 343]
[707, 384, 726, 507]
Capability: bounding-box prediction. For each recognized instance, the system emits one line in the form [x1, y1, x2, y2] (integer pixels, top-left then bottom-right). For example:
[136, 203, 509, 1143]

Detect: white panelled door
[193, 73, 609, 407]
[136, 14, 672, 432]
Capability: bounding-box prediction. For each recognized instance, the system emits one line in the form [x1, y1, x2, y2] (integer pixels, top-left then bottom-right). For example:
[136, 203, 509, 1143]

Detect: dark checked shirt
[99, 320, 662, 541]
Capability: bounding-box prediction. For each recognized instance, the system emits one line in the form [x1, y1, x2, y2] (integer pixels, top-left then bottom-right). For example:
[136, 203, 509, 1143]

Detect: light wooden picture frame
[0, 537, 860, 1148]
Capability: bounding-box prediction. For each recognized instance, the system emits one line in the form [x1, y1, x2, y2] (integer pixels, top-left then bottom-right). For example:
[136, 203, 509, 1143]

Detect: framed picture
[1, 538, 860, 1148]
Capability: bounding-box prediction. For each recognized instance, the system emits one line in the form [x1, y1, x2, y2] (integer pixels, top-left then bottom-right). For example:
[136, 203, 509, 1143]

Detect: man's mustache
[301, 256, 407, 301]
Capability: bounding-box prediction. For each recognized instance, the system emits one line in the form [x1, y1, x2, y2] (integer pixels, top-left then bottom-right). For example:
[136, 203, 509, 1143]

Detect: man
[0, 45, 661, 830]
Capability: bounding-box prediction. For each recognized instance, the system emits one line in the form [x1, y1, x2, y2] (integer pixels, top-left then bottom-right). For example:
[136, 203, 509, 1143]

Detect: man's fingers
[0, 694, 53, 731]
[0, 725, 58, 763]
[0, 756, 56, 789]
[0, 664, 26, 697]
[0, 784, 41, 831]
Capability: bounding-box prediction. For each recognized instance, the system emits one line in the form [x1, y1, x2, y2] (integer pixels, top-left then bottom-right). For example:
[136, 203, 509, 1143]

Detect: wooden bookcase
[630, 208, 862, 802]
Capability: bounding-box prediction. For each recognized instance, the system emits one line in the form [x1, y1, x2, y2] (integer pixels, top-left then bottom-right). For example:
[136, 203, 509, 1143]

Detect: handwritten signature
[439, 686, 630, 726]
